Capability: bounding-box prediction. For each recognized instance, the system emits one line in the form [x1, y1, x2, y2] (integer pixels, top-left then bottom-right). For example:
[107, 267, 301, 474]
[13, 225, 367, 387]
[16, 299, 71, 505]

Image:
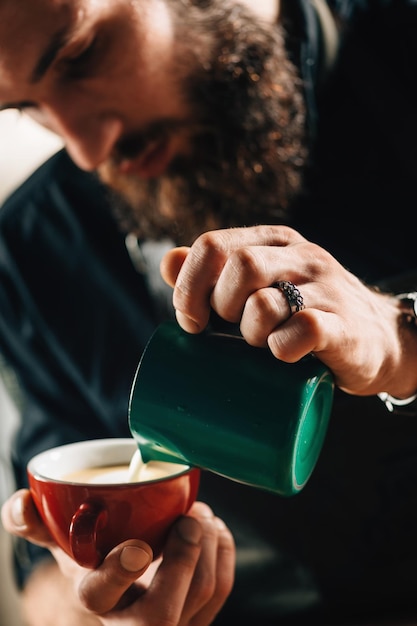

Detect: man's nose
[65, 115, 123, 171]
[45, 104, 123, 171]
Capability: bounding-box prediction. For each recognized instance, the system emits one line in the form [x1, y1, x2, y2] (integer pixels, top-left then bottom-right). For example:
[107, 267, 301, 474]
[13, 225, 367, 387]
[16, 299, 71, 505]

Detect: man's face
[0, 0, 192, 172]
[0, 0, 306, 244]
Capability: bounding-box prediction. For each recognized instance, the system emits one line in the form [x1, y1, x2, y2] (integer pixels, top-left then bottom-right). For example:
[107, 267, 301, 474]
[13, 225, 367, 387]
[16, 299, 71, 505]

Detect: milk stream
[127, 448, 145, 481]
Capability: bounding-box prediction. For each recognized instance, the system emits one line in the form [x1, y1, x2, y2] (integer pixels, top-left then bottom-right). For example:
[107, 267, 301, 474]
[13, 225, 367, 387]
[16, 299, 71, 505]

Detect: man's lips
[118, 136, 173, 179]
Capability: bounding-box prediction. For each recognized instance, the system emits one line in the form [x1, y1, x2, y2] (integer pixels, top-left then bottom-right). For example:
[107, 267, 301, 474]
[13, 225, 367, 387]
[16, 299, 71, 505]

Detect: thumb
[78, 540, 153, 614]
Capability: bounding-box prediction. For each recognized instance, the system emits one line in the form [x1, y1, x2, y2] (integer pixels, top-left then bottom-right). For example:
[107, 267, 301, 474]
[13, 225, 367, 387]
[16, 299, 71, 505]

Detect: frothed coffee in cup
[63, 465, 132, 484]
[28, 438, 200, 568]
[63, 450, 181, 484]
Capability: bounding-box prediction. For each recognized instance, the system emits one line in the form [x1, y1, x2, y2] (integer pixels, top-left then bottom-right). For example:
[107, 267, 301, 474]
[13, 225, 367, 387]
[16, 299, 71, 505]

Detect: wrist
[378, 291, 417, 414]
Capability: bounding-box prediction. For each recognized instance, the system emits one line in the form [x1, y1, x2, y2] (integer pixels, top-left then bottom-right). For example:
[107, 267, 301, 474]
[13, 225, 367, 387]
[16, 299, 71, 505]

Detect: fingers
[146, 502, 235, 626]
[166, 225, 307, 333]
[80, 502, 235, 625]
[1, 489, 55, 548]
[137, 504, 210, 624]
[76, 503, 204, 618]
[162, 225, 401, 395]
[2, 492, 234, 625]
[3, 492, 235, 625]
[266, 308, 325, 362]
[180, 504, 235, 626]
[150, 223, 407, 395]
[1, 489, 86, 580]
[160, 246, 190, 287]
[240, 284, 305, 347]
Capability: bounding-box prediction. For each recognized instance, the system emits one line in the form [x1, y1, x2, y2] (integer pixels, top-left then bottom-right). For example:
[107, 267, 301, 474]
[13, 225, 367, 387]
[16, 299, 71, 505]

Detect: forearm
[22, 561, 100, 626]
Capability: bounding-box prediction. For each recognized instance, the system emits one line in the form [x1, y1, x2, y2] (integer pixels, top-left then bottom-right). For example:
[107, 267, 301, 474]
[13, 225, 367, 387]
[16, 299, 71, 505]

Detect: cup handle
[69, 501, 108, 568]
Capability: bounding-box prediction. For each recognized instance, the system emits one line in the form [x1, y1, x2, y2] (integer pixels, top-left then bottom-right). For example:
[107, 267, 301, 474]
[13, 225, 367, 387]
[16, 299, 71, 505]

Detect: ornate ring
[272, 280, 305, 316]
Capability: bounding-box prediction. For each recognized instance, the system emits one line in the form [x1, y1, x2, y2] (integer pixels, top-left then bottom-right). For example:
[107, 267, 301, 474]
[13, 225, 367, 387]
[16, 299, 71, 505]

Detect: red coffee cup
[27, 438, 200, 568]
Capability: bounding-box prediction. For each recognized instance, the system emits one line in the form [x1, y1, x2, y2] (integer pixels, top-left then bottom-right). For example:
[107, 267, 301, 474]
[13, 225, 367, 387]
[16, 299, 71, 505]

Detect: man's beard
[99, 0, 307, 247]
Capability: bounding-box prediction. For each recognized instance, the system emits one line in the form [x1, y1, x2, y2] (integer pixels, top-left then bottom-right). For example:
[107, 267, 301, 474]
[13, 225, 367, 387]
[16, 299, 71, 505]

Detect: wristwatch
[378, 291, 417, 415]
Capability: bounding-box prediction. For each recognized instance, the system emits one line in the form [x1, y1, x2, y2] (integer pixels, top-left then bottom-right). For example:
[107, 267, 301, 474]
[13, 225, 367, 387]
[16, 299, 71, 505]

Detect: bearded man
[2, 1, 417, 626]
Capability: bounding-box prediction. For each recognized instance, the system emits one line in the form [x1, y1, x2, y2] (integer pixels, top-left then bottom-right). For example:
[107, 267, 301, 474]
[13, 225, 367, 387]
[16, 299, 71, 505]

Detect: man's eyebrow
[30, 28, 70, 83]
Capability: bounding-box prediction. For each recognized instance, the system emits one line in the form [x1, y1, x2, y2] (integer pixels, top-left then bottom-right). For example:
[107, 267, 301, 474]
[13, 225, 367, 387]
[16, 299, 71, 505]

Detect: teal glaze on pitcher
[128, 321, 334, 496]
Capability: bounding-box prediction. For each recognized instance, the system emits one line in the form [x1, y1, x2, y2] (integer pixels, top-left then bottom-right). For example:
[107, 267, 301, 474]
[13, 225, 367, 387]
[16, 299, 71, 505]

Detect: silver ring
[272, 280, 305, 315]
